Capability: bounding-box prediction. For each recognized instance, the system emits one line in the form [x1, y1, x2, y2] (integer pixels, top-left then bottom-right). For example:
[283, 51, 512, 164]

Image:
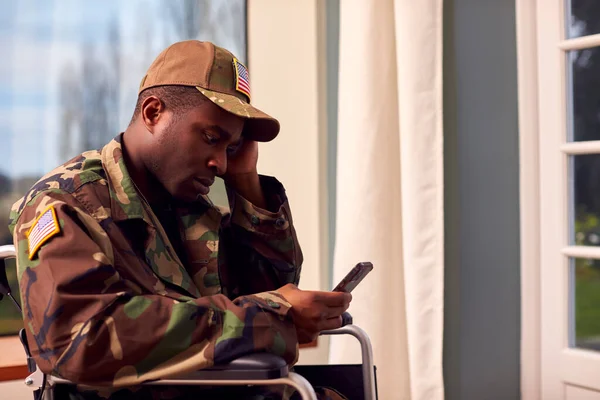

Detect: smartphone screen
[333, 262, 373, 293]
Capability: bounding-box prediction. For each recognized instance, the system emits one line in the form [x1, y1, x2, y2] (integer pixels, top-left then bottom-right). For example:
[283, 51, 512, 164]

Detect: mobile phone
[332, 262, 373, 293]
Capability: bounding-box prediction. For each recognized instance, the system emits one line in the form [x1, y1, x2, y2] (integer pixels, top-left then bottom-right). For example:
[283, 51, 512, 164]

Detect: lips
[194, 177, 215, 195]
[196, 177, 215, 187]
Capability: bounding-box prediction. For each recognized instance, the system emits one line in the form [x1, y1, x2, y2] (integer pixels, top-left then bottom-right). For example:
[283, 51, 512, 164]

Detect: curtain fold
[329, 1, 444, 399]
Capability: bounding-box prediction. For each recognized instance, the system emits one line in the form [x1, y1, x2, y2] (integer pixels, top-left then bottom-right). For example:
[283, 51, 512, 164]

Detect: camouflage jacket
[7, 135, 303, 387]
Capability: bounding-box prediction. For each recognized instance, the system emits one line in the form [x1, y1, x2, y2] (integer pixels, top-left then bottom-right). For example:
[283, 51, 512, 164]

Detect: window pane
[571, 155, 600, 246]
[568, 0, 600, 38]
[571, 258, 600, 351]
[567, 47, 600, 142]
[0, 0, 246, 335]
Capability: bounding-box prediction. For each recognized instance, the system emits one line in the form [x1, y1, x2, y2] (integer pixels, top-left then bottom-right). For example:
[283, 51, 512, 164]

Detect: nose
[207, 151, 227, 176]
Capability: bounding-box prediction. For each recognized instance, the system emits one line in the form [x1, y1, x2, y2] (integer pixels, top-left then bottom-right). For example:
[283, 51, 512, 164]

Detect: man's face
[145, 100, 244, 202]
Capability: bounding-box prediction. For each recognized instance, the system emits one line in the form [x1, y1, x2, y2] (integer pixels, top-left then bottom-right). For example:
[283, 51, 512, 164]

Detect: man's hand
[224, 139, 258, 178]
[278, 284, 352, 344]
[222, 140, 268, 209]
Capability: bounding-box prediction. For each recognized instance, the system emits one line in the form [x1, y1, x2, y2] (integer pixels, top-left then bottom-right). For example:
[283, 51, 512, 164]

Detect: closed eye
[204, 131, 220, 145]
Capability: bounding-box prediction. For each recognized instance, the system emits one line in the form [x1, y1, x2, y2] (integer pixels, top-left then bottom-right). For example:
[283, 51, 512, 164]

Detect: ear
[140, 95, 165, 133]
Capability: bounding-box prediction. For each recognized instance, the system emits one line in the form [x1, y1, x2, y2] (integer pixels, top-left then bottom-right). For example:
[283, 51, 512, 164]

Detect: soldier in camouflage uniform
[8, 41, 351, 399]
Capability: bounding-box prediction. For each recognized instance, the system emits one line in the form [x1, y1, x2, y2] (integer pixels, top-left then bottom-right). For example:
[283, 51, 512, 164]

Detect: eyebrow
[197, 124, 242, 146]
[206, 125, 232, 138]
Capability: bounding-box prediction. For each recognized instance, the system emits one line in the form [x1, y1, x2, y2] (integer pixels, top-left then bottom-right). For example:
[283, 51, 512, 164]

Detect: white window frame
[516, 1, 541, 399]
[518, 1, 600, 399]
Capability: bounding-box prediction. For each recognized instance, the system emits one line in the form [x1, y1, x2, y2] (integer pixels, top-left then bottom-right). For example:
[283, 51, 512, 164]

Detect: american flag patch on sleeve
[27, 205, 61, 260]
[233, 58, 251, 100]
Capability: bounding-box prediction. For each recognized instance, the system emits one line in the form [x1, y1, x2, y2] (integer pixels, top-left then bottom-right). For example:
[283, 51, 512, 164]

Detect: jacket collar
[101, 135, 147, 222]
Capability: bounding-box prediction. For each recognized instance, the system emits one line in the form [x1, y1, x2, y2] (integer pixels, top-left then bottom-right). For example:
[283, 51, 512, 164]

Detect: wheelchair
[0, 245, 378, 400]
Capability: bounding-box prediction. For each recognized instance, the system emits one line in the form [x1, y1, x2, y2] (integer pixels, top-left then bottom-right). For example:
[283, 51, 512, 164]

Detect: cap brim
[196, 87, 280, 142]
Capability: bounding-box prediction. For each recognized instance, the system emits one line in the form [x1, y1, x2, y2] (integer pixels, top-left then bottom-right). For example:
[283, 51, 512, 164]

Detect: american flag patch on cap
[233, 58, 251, 100]
[27, 205, 60, 260]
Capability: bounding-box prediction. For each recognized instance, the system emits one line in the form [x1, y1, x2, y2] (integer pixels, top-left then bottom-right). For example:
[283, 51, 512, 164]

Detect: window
[0, 0, 246, 336]
[529, 0, 600, 397]
[567, 5, 600, 352]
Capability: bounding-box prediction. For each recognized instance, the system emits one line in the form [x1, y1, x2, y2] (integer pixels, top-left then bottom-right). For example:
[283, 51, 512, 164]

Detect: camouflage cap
[139, 40, 279, 142]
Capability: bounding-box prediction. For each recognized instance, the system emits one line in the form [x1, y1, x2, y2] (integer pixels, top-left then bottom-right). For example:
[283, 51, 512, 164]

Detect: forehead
[180, 101, 244, 140]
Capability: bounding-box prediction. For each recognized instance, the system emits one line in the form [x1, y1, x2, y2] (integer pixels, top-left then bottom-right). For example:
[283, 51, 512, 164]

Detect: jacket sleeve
[218, 175, 303, 298]
[10, 191, 298, 387]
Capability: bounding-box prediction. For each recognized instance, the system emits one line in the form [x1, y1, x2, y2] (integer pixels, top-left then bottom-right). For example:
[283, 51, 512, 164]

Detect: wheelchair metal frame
[0, 244, 377, 400]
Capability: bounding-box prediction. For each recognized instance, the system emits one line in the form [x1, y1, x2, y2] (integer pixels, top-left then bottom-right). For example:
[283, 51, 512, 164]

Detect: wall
[443, 0, 521, 399]
[247, 0, 330, 365]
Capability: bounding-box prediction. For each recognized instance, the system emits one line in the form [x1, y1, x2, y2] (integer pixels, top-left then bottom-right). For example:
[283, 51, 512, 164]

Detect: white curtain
[329, 1, 444, 399]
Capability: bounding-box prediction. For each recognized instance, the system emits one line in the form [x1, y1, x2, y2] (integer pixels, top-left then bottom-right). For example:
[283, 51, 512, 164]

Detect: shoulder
[8, 150, 106, 232]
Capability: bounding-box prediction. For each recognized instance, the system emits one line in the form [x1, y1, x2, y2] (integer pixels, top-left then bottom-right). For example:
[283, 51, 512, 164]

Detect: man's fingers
[320, 316, 343, 331]
[313, 291, 352, 306]
[321, 303, 350, 319]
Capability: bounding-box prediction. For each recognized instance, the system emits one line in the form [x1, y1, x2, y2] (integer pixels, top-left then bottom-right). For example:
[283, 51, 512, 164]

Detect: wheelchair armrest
[0, 245, 16, 259]
[0, 245, 16, 299]
[164, 353, 289, 381]
[0, 245, 21, 313]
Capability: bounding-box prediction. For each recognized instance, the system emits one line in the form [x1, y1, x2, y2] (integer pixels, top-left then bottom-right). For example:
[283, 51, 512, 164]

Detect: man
[8, 40, 351, 399]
